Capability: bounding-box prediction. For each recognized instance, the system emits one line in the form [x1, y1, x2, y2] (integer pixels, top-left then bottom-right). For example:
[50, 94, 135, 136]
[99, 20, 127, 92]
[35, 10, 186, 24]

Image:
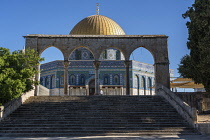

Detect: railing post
[0, 106, 4, 121]
[124, 60, 131, 95]
[63, 60, 70, 95]
[192, 107, 198, 123]
[93, 61, 101, 95]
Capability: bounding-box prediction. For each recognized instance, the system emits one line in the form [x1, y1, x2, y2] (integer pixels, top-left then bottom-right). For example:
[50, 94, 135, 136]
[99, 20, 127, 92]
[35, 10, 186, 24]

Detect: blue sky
[0, 0, 194, 77]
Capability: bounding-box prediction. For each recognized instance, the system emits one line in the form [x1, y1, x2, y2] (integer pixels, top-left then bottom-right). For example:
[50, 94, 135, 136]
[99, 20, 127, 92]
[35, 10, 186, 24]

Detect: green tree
[178, 0, 210, 93]
[0, 47, 43, 105]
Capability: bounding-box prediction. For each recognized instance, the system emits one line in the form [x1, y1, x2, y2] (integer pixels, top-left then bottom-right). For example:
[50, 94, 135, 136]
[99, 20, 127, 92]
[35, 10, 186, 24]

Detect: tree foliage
[178, 0, 210, 92]
[0, 47, 43, 105]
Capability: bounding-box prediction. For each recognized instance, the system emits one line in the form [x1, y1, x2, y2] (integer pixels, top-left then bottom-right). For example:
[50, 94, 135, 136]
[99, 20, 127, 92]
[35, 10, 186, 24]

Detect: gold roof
[170, 78, 204, 88]
[70, 15, 126, 35]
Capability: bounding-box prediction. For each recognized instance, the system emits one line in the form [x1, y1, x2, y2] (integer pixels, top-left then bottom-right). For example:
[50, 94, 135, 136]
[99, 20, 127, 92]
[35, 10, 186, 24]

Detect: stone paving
[0, 135, 210, 140]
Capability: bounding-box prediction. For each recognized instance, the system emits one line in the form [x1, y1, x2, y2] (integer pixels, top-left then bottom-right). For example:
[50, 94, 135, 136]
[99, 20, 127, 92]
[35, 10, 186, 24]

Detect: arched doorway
[141, 76, 146, 95]
[130, 47, 154, 95]
[89, 79, 95, 95]
[39, 46, 64, 95]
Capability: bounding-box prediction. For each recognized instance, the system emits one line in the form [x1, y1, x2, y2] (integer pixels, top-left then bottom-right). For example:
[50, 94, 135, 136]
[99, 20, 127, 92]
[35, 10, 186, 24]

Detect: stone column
[124, 60, 131, 95]
[69, 87, 72, 96]
[93, 61, 101, 95]
[115, 87, 118, 95]
[105, 87, 108, 95]
[154, 62, 170, 93]
[35, 64, 40, 96]
[86, 85, 89, 96]
[63, 60, 70, 95]
[121, 87, 124, 95]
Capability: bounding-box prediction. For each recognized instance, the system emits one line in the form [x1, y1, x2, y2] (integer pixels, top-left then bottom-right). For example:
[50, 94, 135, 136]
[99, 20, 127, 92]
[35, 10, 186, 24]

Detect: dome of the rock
[70, 15, 125, 35]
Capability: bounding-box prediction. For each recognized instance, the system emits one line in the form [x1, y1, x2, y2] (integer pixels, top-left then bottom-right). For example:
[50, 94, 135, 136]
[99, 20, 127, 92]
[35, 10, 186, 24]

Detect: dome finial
[96, 3, 100, 15]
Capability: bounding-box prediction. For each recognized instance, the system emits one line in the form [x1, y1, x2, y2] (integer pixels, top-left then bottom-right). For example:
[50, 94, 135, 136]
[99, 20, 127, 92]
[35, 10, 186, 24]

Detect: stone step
[14, 106, 178, 109]
[20, 104, 172, 107]
[0, 125, 193, 129]
[1, 118, 186, 124]
[0, 95, 198, 137]
[0, 132, 198, 137]
[0, 121, 188, 125]
[0, 129, 197, 134]
[14, 111, 176, 113]
[10, 111, 180, 115]
[7, 116, 183, 120]
[1, 116, 186, 120]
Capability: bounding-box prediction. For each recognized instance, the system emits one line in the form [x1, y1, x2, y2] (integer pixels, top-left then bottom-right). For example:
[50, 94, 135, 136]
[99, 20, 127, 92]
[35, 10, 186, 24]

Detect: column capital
[93, 61, 101, 69]
[63, 60, 70, 68]
[124, 60, 131, 67]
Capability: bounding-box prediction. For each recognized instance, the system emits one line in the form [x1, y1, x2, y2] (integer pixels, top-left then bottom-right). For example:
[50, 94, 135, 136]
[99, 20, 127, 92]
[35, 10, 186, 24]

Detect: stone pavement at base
[0, 135, 210, 140]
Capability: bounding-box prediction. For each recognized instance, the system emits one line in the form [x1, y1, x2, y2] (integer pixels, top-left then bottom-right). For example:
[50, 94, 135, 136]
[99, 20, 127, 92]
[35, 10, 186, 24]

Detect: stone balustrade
[156, 84, 198, 128]
[0, 90, 34, 121]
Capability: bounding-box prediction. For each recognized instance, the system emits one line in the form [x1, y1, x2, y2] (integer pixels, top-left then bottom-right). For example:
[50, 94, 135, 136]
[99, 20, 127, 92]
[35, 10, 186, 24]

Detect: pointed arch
[51, 75, 55, 89]
[141, 76, 146, 95]
[148, 77, 153, 95]
[114, 74, 120, 85]
[134, 75, 140, 95]
[45, 76, 50, 89]
[69, 46, 95, 60]
[69, 74, 76, 85]
[60, 75, 64, 85]
[40, 46, 64, 63]
[130, 46, 154, 65]
[103, 74, 109, 85]
[40, 77, 44, 86]
[79, 74, 86, 85]
[99, 47, 125, 60]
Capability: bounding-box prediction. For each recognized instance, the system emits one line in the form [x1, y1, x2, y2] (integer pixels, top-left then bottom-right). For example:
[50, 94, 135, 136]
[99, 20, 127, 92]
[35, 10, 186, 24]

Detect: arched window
[141, 76, 146, 95]
[104, 74, 109, 85]
[60, 75, 64, 85]
[45, 76, 50, 88]
[80, 74, 85, 85]
[40, 77, 44, 86]
[51, 75, 55, 88]
[134, 75, 138, 87]
[140, 76, 144, 88]
[69, 75, 76, 85]
[116, 50, 121, 60]
[135, 75, 140, 95]
[114, 75, 119, 85]
[148, 77, 152, 95]
[147, 77, 152, 89]
[102, 50, 107, 59]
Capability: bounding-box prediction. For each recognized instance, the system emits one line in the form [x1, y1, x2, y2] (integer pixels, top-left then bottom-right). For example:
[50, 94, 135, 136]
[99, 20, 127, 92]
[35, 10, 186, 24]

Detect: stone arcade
[24, 14, 171, 96]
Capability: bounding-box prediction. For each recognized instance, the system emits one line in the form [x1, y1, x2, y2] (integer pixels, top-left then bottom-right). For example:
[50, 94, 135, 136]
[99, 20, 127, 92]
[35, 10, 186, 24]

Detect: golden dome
[70, 15, 126, 35]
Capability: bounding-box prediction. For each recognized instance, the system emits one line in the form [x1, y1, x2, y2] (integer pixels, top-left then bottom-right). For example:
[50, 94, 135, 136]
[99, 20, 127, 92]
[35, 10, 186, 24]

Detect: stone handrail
[156, 84, 197, 128]
[39, 85, 50, 96]
[0, 90, 34, 121]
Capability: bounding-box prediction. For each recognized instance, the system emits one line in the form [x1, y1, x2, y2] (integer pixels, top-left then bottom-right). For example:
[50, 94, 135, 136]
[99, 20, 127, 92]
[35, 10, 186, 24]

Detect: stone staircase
[0, 96, 199, 137]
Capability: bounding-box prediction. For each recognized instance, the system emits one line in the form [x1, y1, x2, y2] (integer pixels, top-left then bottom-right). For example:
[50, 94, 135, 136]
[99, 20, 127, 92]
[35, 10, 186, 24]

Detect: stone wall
[39, 85, 50, 96]
[197, 123, 210, 135]
[156, 84, 197, 128]
[174, 92, 210, 113]
[0, 90, 34, 121]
